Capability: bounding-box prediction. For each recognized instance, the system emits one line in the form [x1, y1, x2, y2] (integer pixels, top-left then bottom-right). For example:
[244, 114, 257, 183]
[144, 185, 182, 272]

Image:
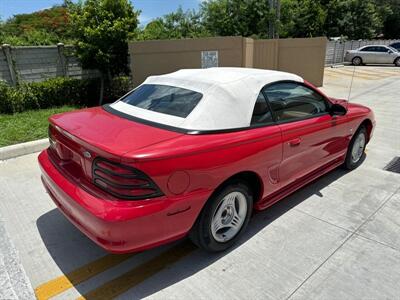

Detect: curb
[0, 139, 49, 161]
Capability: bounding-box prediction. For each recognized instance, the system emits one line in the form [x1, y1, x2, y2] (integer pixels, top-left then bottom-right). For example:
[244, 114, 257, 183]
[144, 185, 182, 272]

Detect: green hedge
[103, 76, 133, 104]
[0, 76, 133, 114]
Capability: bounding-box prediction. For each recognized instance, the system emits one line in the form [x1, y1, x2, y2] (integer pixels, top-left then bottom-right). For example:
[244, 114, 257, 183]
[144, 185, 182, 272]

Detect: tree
[138, 7, 209, 40]
[340, 0, 383, 39]
[321, 0, 384, 39]
[377, 0, 400, 38]
[200, 0, 275, 38]
[323, 0, 348, 38]
[69, 0, 139, 104]
[0, 29, 63, 46]
[0, 5, 75, 45]
[281, 0, 385, 39]
[280, 0, 326, 38]
[383, 9, 400, 38]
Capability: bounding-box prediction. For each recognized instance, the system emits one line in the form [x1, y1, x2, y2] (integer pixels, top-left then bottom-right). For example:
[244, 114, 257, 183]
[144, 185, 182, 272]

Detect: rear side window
[251, 92, 274, 126]
[376, 46, 389, 52]
[120, 84, 203, 118]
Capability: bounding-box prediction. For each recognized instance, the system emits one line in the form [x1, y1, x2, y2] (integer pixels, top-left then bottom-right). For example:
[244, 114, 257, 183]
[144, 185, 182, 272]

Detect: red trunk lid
[49, 107, 182, 159]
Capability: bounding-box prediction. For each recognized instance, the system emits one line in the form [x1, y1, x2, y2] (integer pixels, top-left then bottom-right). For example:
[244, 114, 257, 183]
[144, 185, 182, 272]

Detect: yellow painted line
[332, 70, 383, 78]
[324, 71, 350, 78]
[333, 70, 380, 77]
[354, 70, 386, 76]
[326, 69, 400, 80]
[324, 71, 341, 77]
[377, 72, 400, 77]
[332, 69, 359, 74]
[327, 73, 381, 80]
[354, 75, 383, 80]
[35, 253, 134, 300]
[77, 242, 197, 300]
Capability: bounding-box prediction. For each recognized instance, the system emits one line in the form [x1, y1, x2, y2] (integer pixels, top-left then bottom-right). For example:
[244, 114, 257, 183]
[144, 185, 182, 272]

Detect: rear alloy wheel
[352, 56, 362, 66]
[344, 126, 367, 170]
[210, 191, 247, 243]
[189, 182, 253, 252]
[395, 58, 400, 67]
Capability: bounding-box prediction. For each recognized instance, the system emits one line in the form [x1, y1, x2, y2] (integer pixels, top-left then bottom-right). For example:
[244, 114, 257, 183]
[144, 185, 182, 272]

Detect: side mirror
[388, 50, 393, 54]
[330, 103, 347, 116]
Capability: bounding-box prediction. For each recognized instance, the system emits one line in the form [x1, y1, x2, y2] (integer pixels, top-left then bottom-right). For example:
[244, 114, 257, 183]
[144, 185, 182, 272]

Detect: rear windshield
[120, 84, 203, 118]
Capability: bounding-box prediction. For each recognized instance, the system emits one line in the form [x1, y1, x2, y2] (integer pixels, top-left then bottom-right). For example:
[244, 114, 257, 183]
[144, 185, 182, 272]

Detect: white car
[345, 45, 400, 66]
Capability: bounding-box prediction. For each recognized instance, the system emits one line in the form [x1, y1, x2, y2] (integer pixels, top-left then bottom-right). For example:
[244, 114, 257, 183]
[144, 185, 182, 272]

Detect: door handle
[289, 138, 302, 147]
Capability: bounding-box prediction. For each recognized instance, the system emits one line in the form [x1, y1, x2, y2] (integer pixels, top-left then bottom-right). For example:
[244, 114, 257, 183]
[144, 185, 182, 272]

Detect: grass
[0, 106, 78, 147]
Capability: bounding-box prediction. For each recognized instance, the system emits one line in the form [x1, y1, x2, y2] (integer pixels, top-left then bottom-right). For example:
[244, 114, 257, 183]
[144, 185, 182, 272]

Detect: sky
[0, 0, 202, 25]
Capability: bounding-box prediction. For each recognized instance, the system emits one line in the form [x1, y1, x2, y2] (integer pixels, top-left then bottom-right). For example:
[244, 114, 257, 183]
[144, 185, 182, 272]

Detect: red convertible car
[38, 68, 375, 253]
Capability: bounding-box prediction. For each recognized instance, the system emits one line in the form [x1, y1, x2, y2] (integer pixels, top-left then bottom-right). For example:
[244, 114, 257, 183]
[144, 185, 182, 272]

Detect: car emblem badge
[83, 151, 92, 159]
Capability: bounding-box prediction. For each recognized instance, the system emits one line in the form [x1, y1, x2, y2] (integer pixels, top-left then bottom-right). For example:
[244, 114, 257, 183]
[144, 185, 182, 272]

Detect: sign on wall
[201, 50, 219, 68]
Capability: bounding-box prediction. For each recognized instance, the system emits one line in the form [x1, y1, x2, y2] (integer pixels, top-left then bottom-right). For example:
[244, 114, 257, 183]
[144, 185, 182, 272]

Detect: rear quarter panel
[123, 125, 283, 204]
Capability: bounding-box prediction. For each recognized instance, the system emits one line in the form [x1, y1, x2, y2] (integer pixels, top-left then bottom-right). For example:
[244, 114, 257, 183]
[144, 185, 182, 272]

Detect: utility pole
[276, 0, 280, 39]
[268, 0, 275, 39]
[268, 0, 280, 39]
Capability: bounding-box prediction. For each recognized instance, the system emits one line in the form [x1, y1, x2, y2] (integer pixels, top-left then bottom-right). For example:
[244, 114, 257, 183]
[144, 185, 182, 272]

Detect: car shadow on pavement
[36, 167, 349, 298]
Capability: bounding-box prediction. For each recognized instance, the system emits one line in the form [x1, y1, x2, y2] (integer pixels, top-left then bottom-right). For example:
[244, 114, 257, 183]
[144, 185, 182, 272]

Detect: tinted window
[361, 46, 376, 52]
[390, 43, 400, 50]
[251, 92, 274, 125]
[376, 46, 389, 52]
[121, 84, 202, 118]
[264, 82, 328, 122]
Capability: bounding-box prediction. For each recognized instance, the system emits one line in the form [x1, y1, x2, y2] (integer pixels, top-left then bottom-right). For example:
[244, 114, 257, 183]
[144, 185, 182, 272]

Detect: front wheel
[394, 58, 400, 67]
[189, 182, 253, 252]
[344, 126, 367, 170]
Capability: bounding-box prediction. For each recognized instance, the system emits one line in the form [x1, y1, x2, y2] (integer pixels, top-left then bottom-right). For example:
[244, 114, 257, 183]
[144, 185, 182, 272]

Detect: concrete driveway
[0, 66, 399, 300]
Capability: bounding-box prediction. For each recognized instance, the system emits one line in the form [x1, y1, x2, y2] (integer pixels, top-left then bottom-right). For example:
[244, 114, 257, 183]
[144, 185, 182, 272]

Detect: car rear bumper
[38, 149, 209, 253]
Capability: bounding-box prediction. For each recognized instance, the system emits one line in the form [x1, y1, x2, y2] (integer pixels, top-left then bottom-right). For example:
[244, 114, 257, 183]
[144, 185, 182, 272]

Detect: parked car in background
[389, 42, 400, 52]
[345, 45, 400, 66]
[38, 68, 375, 253]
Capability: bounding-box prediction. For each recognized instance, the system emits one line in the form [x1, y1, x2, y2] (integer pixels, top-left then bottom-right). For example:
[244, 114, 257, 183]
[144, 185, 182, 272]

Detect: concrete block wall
[0, 50, 12, 83]
[0, 44, 100, 85]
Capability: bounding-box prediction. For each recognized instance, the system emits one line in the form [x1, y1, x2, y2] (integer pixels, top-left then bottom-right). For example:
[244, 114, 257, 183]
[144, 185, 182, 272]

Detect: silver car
[345, 45, 400, 66]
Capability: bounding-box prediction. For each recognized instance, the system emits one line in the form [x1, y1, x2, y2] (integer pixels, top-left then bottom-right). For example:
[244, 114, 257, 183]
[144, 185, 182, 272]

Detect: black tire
[344, 126, 367, 170]
[189, 182, 253, 252]
[352, 56, 362, 66]
[394, 57, 400, 67]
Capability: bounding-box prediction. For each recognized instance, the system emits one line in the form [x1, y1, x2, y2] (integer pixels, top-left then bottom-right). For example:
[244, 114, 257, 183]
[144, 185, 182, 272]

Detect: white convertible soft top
[111, 67, 303, 131]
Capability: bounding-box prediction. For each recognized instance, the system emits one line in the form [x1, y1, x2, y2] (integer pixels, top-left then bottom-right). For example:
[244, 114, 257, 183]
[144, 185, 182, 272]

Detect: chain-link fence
[325, 39, 400, 66]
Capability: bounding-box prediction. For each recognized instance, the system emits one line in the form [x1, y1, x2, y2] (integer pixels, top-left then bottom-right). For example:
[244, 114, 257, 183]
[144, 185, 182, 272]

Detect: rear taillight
[92, 158, 163, 200]
[48, 125, 56, 149]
